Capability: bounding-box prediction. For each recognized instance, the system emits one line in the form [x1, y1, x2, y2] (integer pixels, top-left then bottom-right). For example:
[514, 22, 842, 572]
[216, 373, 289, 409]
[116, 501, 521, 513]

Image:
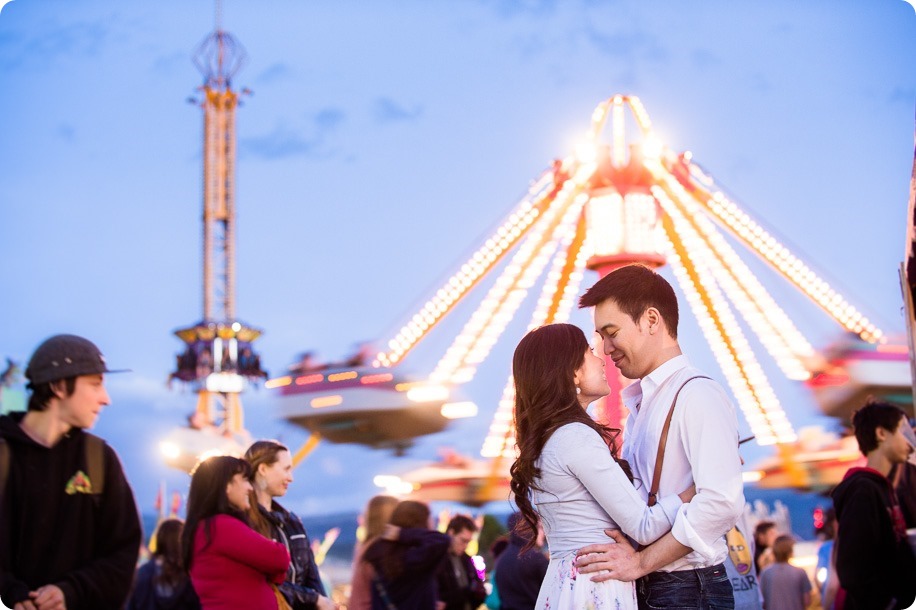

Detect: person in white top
[574, 264, 745, 609]
[509, 323, 696, 609]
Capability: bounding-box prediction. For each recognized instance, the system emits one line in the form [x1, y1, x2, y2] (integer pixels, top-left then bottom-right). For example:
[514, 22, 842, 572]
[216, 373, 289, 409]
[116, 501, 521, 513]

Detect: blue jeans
[637, 563, 734, 609]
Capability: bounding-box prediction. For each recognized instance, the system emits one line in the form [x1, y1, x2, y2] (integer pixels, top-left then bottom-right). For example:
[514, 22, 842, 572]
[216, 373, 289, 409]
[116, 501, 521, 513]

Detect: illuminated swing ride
[272, 94, 905, 502]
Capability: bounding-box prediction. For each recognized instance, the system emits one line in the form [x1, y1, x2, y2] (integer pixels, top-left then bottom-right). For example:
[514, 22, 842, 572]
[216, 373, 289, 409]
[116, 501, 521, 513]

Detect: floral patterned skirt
[535, 553, 637, 610]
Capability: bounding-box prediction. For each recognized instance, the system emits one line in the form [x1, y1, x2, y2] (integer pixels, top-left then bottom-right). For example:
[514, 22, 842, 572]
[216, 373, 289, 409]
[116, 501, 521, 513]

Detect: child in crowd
[759, 535, 811, 610]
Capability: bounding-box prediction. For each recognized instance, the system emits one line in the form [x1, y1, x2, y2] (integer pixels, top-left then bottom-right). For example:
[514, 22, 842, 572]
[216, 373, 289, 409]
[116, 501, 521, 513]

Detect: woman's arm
[561, 424, 683, 546]
[208, 515, 290, 581]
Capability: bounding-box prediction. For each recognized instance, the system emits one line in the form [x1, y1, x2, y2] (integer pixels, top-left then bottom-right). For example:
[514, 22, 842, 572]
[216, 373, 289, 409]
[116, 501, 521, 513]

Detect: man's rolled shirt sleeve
[668, 382, 745, 561]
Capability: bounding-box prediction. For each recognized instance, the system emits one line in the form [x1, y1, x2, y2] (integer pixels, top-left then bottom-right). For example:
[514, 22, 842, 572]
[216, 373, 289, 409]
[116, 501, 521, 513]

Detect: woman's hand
[381, 524, 401, 541]
[316, 595, 337, 610]
[678, 484, 696, 503]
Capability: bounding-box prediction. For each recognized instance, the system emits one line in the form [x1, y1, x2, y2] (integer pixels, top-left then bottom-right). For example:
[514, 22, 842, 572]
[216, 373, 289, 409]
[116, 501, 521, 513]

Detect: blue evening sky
[1, 0, 914, 517]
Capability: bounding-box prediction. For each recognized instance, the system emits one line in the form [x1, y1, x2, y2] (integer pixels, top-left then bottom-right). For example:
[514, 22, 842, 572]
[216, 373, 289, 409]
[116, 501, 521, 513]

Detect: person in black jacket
[832, 399, 916, 610]
[126, 519, 200, 610]
[244, 440, 334, 610]
[0, 334, 142, 610]
[495, 513, 548, 610]
[363, 500, 451, 610]
[437, 515, 487, 610]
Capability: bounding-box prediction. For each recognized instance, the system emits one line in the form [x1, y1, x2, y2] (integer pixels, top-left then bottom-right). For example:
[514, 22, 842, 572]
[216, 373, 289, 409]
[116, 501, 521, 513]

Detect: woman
[510, 323, 694, 609]
[361, 500, 450, 609]
[182, 455, 290, 610]
[244, 440, 335, 610]
[348, 494, 399, 610]
[127, 518, 200, 610]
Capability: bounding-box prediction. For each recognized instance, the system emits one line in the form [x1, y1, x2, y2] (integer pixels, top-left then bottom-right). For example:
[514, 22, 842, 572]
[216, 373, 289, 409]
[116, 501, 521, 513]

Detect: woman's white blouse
[532, 422, 682, 558]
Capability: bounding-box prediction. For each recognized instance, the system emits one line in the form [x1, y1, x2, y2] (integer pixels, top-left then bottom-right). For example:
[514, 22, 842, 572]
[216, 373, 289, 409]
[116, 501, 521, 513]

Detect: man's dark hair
[446, 514, 477, 534]
[852, 398, 906, 456]
[578, 264, 679, 338]
[27, 377, 77, 412]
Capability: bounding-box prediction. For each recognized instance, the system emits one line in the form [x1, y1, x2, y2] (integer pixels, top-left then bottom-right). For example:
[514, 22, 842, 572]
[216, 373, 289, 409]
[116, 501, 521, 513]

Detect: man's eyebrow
[597, 324, 617, 333]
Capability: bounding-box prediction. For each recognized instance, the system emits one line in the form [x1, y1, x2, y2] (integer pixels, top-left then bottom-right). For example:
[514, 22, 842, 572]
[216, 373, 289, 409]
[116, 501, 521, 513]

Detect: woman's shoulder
[546, 422, 602, 446]
[207, 513, 248, 533]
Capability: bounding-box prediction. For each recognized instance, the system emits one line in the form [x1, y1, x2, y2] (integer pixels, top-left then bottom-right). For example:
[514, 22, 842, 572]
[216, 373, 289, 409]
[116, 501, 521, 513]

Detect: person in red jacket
[181, 456, 290, 610]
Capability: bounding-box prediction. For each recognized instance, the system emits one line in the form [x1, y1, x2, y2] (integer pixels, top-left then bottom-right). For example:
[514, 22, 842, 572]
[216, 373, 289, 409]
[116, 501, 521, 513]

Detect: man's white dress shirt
[621, 355, 745, 572]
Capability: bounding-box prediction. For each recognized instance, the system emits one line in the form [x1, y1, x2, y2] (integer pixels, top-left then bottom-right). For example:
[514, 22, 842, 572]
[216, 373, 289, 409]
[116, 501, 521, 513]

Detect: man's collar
[642, 354, 690, 394]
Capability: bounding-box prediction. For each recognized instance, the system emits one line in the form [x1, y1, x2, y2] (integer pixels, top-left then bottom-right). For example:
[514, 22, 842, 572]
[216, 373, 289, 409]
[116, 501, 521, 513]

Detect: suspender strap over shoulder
[647, 375, 711, 507]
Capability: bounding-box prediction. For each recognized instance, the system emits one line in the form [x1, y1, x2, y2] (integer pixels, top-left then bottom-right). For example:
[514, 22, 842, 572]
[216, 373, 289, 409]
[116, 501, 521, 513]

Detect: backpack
[0, 432, 106, 506]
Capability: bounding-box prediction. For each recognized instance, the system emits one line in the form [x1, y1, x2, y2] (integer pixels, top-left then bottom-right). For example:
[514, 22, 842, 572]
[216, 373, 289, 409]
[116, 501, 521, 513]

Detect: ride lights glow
[406, 384, 450, 403]
[431, 175, 586, 384]
[653, 177, 814, 380]
[265, 376, 291, 389]
[703, 190, 882, 343]
[160, 441, 181, 461]
[373, 475, 413, 496]
[310, 395, 343, 408]
[660, 207, 795, 445]
[441, 401, 478, 419]
[376, 174, 555, 367]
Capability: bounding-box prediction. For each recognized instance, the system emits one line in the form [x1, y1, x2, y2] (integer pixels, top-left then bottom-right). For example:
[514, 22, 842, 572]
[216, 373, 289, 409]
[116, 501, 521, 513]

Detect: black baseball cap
[25, 334, 129, 386]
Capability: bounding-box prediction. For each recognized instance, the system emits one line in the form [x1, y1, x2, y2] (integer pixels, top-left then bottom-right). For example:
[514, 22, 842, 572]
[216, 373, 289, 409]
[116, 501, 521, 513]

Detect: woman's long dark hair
[153, 518, 188, 590]
[363, 500, 431, 582]
[243, 439, 290, 537]
[509, 323, 630, 552]
[181, 455, 252, 571]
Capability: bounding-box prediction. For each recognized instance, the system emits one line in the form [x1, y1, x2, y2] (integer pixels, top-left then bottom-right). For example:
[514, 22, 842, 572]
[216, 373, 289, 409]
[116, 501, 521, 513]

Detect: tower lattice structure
[170, 15, 266, 451]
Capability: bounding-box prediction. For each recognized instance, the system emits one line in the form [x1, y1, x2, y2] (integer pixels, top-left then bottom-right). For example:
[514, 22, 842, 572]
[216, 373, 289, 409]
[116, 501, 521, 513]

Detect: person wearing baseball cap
[0, 334, 141, 610]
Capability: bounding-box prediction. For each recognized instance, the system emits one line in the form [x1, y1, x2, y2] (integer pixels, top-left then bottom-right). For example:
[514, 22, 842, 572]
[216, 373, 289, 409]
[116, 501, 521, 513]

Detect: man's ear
[644, 307, 661, 335]
[48, 379, 66, 400]
[875, 426, 889, 445]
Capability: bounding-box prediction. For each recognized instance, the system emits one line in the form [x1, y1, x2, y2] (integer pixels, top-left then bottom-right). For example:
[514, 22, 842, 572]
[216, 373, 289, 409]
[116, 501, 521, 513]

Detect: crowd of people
[2, 263, 915, 610]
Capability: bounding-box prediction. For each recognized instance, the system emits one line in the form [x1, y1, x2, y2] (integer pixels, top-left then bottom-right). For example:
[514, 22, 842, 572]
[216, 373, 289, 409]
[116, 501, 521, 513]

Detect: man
[437, 515, 486, 610]
[0, 334, 142, 610]
[494, 512, 548, 610]
[575, 264, 745, 608]
[831, 399, 916, 610]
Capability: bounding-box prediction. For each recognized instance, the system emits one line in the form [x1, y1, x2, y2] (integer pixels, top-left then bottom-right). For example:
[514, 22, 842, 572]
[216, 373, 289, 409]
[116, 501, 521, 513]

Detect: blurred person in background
[348, 495, 398, 610]
[753, 521, 777, 573]
[244, 440, 334, 610]
[127, 518, 200, 610]
[832, 400, 916, 610]
[494, 512, 548, 610]
[362, 500, 450, 610]
[182, 455, 289, 610]
[484, 534, 509, 610]
[724, 438, 762, 610]
[437, 515, 487, 610]
[758, 535, 811, 610]
[891, 419, 916, 528]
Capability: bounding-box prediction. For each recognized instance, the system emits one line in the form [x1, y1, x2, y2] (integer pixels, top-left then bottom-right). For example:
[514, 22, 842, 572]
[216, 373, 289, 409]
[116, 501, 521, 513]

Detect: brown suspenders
[646, 375, 710, 507]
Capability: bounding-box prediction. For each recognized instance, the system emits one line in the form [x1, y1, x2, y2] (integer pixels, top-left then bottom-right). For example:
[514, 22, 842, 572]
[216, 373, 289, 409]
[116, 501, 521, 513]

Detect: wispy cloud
[1, 18, 110, 71]
[482, 0, 560, 19]
[56, 123, 75, 141]
[691, 48, 721, 70]
[372, 97, 423, 124]
[582, 25, 668, 63]
[888, 86, 915, 105]
[256, 61, 293, 85]
[240, 107, 347, 160]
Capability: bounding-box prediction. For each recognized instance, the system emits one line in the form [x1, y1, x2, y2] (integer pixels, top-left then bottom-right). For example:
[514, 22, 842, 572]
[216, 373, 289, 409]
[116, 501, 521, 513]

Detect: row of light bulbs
[653, 175, 815, 381]
[705, 191, 883, 343]
[375, 174, 554, 367]
[659, 193, 797, 445]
